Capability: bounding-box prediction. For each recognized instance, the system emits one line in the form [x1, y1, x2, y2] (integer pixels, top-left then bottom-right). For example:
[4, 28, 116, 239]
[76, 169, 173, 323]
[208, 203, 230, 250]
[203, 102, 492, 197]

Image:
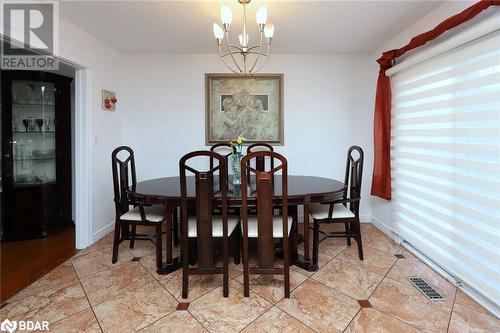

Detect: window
[390, 30, 500, 303]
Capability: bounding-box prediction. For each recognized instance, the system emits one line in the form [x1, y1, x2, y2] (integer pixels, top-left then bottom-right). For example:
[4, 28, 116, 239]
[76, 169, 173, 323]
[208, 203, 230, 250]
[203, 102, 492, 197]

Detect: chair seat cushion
[188, 216, 239, 237]
[244, 216, 293, 238]
[309, 203, 355, 220]
[121, 205, 165, 222]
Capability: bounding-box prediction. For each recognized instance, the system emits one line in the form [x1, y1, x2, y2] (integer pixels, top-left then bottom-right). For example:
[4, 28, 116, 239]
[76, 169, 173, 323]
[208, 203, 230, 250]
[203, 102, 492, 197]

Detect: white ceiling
[59, 1, 444, 54]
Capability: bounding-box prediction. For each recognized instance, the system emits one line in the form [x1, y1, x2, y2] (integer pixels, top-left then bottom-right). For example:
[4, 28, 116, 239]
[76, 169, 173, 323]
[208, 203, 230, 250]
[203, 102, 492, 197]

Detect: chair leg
[312, 219, 319, 267]
[223, 236, 229, 298]
[352, 218, 364, 260]
[112, 220, 121, 264]
[155, 223, 163, 270]
[129, 225, 137, 249]
[243, 232, 250, 298]
[345, 222, 351, 246]
[188, 238, 197, 266]
[173, 208, 179, 247]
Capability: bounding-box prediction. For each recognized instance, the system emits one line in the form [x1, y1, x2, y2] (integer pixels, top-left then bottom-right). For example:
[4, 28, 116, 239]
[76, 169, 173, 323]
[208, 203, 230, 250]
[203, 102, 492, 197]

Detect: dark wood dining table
[131, 175, 346, 274]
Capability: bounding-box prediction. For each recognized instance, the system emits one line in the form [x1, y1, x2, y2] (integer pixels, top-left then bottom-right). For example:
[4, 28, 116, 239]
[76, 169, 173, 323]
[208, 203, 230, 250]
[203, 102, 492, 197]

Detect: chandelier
[213, 0, 275, 75]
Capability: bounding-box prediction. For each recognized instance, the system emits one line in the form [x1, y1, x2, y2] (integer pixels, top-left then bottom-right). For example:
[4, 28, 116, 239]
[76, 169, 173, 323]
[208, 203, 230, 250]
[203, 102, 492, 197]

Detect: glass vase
[231, 152, 242, 185]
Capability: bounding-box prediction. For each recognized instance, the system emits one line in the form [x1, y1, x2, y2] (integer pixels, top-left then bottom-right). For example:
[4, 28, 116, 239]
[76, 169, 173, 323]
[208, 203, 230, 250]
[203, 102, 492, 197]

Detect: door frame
[74, 67, 92, 249]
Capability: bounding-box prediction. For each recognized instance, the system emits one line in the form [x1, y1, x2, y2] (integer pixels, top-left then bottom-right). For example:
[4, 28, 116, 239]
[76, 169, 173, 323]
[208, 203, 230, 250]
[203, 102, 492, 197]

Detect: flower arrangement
[229, 135, 245, 158]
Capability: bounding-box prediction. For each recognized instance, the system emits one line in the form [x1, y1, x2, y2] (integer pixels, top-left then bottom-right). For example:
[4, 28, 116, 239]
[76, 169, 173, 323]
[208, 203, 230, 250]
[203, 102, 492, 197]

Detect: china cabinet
[1, 71, 72, 241]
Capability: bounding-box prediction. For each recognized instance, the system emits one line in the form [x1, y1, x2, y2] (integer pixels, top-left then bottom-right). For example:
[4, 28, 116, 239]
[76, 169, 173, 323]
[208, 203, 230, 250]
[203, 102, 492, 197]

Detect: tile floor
[1, 223, 499, 333]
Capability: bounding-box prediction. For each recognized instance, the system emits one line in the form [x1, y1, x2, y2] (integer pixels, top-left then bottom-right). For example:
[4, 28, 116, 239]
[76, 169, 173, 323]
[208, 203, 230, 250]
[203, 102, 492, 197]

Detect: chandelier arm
[249, 31, 264, 73]
[218, 44, 240, 74]
[253, 44, 271, 73]
[225, 31, 243, 73]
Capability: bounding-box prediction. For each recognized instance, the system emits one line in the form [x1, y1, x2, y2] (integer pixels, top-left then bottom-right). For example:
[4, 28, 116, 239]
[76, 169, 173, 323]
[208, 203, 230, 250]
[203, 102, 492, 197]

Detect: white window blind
[391, 30, 500, 304]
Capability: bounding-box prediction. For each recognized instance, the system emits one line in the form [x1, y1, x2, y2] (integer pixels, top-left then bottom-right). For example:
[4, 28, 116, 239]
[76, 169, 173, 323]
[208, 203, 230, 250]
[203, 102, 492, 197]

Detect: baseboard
[91, 221, 114, 244]
[370, 216, 403, 244]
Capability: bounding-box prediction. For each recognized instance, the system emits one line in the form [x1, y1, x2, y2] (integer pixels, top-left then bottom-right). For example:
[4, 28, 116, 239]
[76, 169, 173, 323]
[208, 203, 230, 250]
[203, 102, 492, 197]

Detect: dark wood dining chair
[210, 143, 236, 174]
[179, 151, 240, 298]
[111, 146, 167, 270]
[309, 146, 364, 265]
[246, 143, 274, 180]
[241, 151, 291, 298]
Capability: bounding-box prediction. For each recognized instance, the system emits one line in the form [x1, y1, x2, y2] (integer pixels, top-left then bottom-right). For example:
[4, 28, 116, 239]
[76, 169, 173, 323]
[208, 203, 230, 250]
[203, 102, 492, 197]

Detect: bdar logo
[0, 319, 17, 333]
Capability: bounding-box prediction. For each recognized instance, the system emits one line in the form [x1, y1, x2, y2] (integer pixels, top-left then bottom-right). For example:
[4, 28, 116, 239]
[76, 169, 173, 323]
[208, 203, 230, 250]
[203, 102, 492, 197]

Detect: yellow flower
[236, 136, 244, 145]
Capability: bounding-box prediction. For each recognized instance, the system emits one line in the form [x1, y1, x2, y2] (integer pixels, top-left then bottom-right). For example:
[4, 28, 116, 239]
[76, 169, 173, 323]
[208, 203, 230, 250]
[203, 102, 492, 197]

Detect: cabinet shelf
[13, 103, 55, 107]
[14, 157, 55, 161]
[13, 131, 56, 134]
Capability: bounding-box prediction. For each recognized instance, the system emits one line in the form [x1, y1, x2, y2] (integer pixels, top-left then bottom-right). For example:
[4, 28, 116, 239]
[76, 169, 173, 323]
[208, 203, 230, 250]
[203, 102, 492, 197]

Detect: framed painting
[205, 73, 284, 145]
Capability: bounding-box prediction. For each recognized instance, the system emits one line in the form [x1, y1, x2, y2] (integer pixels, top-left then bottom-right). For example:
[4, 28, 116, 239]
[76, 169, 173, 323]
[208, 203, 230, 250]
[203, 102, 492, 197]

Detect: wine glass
[23, 119, 29, 132]
[44, 118, 50, 132]
[35, 118, 44, 132]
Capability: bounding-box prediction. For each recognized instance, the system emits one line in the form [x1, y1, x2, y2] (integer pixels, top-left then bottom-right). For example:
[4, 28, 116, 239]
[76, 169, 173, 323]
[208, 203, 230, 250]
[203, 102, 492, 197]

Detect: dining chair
[241, 151, 291, 298]
[111, 146, 167, 270]
[179, 151, 240, 298]
[309, 146, 364, 265]
[246, 143, 274, 180]
[210, 143, 236, 174]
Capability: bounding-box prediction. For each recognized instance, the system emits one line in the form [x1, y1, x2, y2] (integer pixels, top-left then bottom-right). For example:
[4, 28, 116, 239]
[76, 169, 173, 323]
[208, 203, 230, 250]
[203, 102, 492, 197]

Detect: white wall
[369, 0, 484, 231]
[57, 18, 125, 246]
[120, 54, 375, 220]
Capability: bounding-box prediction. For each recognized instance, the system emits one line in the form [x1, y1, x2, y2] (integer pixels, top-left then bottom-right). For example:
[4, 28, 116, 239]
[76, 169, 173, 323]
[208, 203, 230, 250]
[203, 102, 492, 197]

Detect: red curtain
[371, 0, 500, 200]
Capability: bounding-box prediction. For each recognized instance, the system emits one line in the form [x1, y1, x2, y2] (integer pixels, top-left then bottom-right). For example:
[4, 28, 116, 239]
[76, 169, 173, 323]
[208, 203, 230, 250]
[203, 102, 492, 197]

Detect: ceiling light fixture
[213, 0, 274, 75]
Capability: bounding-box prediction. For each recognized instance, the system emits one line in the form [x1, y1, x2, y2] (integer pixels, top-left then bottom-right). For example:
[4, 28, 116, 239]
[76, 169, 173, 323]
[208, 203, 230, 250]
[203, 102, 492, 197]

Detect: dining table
[130, 175, 346, 275]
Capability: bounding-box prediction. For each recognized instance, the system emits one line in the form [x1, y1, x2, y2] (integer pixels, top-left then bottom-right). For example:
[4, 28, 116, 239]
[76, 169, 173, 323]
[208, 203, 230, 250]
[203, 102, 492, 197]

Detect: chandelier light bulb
[213, 23, 224, 39]
[239, 34, 249, 47]
[264, 24, 275, 38]
[256, 6, 268, 25]
[221, 6, 233, 25]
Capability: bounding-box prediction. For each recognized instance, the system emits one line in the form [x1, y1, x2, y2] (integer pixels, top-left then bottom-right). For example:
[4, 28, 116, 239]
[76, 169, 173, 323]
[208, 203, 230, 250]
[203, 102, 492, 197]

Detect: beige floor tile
[189, 280, 272, 333]
[362, 228, 403, 255]
[448, 303, 500, 333]
[454, 290, 494, 316]
[80, 262, 154, 305]
[37, 308, 101, 333]
[311, 259, 384, 300]
[276, 279, 360, 333]
[297, 233, 348, 259]
[337, 245, 396, 276]
[241, 306, 315, 333]
[345, 307, 421, 333]
[92, 279, 177, 333]
[370, 278, 453, 333]
[8, 260, 78, 302]
[72, 244, 133, 279]
[139, 310, 207, 333]
[234, 270, 308, 303]
[159, 270, 224, 302]
[0, 282, 89, 325]
[385, 258, 456, 300]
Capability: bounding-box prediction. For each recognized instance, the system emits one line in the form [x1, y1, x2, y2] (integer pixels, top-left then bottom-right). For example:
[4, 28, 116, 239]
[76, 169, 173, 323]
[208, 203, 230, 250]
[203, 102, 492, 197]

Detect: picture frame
[205, 73, 284, 145]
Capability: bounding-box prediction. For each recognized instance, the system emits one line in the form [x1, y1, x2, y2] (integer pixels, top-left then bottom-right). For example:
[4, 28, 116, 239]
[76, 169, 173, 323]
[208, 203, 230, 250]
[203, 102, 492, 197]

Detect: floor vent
[409, 277, 446, 301]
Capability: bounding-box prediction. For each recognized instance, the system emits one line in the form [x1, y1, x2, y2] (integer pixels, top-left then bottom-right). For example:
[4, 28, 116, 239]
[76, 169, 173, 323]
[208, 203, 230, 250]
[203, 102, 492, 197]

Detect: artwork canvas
[206, 74, 283, 144]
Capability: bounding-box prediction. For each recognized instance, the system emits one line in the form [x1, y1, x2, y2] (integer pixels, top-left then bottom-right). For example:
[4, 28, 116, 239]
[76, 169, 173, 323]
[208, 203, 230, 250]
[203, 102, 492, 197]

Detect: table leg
[292, 203, 318, 271]
[166, 207, 173, 264]
[157, 205, 182, 275]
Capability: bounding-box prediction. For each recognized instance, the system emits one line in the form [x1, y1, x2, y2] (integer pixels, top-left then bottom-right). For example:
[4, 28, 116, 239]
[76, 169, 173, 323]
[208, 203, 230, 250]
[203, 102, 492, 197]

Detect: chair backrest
[111, 146, 137, 217]
[179, 150, 229, 269]
[210, 143, 235, 169]
[246, 143, 274, 173]
[241, 151, 288, 269]
[344, 146, 364, 210]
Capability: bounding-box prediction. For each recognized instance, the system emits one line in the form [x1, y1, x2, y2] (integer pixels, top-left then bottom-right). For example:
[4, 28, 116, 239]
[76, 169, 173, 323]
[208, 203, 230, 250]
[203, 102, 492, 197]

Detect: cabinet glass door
[11, 81, 56, 187]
